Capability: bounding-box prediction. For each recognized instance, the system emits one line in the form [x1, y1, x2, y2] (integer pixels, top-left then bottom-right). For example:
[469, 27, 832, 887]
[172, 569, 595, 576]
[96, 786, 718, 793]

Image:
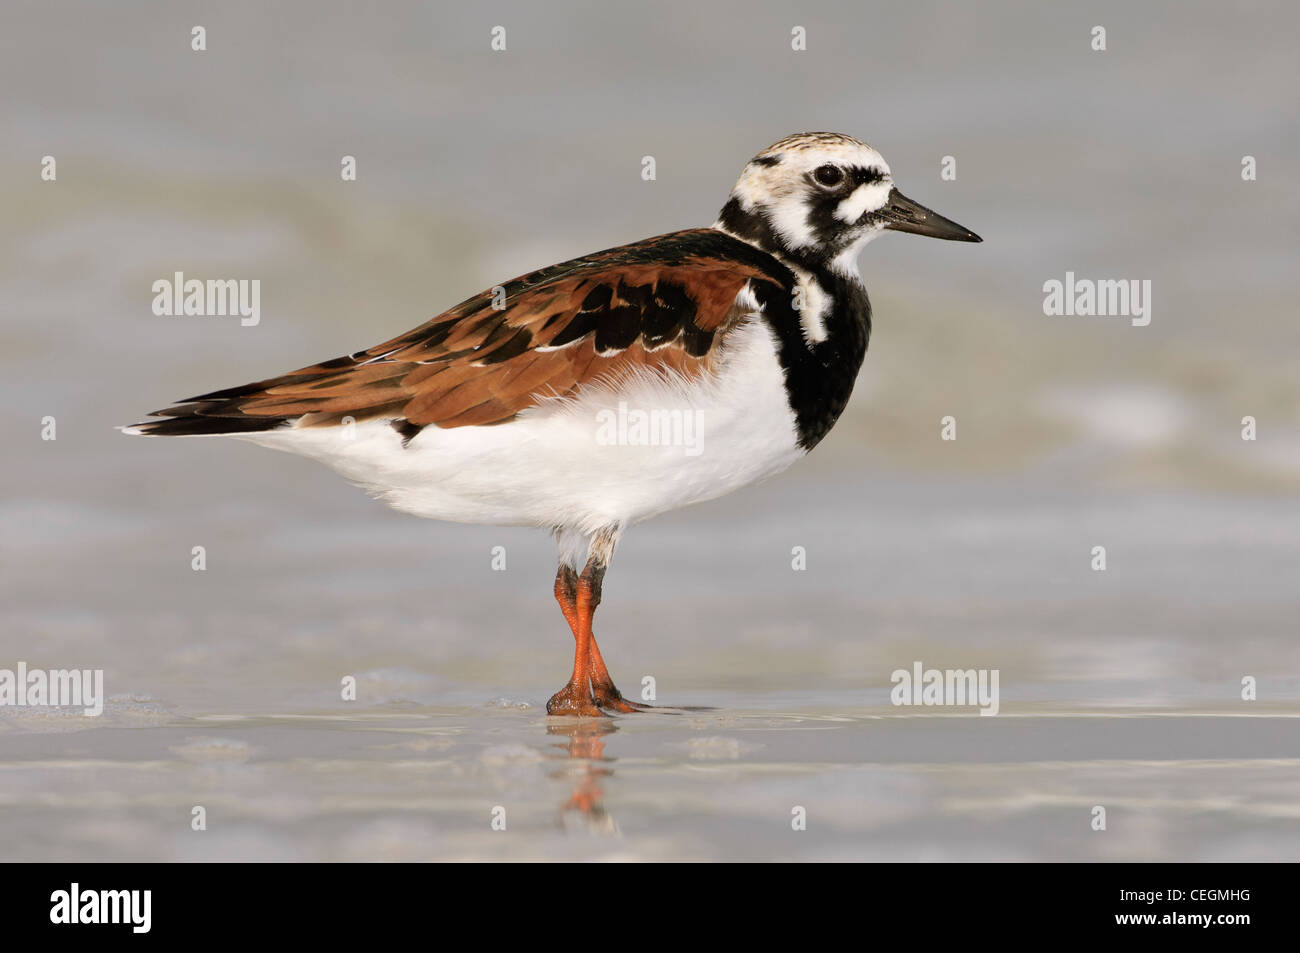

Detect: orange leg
[546, 564, 600, 716]
[547, 563, 647, 715]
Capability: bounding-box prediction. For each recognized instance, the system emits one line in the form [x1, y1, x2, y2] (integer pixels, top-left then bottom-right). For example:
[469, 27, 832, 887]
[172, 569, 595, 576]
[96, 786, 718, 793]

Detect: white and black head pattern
[715, 133, 897, 274]
[716, 132, 980, 277]
[709, 132, 981, 446]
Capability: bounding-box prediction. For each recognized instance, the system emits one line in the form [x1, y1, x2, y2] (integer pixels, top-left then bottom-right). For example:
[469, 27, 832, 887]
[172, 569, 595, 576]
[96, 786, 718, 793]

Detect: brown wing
[133, 228, 789, 437]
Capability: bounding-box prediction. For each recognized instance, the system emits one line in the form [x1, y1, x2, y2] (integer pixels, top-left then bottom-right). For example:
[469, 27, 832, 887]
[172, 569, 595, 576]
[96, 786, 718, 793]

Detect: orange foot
[591, 681, 654, 713]
[546, 682, 605, 718]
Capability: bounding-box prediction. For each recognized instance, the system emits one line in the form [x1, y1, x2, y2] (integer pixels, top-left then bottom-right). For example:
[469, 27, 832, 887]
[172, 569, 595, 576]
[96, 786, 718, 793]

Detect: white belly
[239, 319, 804, 534]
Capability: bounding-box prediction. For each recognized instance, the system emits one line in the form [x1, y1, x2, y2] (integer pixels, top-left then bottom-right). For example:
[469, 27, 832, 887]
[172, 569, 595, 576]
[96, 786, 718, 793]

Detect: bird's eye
[813, 164, 844, 187]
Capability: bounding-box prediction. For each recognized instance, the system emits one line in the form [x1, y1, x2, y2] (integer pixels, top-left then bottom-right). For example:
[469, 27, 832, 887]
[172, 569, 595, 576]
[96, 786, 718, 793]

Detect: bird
[125, 132, 982, 717]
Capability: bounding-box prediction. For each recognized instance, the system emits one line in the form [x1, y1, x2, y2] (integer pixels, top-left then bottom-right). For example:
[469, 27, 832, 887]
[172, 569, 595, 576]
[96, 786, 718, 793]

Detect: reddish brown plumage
[138, 228, 786, 436]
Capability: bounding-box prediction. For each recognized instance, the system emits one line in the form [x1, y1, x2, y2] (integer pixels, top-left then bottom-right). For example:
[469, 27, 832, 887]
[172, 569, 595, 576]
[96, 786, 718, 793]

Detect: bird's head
[716, 132, 981, 273]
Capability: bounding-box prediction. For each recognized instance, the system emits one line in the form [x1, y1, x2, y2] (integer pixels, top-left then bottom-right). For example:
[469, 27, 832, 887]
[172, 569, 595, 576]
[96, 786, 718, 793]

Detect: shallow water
[5, 706, 1300, 862]
[3, 476, 1297, 861]
[3, 0, 1299, 861]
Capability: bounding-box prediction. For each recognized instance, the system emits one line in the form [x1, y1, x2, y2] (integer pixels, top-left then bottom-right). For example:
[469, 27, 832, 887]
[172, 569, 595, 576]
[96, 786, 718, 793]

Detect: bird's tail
[122, 381, 297, 437]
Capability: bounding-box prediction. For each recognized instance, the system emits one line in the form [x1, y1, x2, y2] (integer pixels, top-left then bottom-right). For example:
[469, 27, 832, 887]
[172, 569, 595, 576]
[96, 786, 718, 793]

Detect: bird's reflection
[546, 720, 619, 835]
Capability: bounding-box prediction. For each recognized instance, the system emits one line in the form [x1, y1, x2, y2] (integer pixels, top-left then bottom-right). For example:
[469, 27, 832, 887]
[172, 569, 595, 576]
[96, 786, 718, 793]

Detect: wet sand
[3, 0, 1299, 862]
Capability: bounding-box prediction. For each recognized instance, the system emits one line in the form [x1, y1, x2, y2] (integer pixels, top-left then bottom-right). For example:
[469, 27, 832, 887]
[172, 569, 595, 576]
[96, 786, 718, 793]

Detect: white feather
[834, 180, 893, 223]
[788, 263, 830, 344]
[234, 318, 804, 538]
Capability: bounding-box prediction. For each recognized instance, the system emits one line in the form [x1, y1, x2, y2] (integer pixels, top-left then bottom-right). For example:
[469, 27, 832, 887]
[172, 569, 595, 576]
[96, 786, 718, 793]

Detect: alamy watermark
[1042, 271, 1151, 327]
[595, 401, 703, 456]
[50, 884, 150, 933]
[890, 661, 999, 716]
[0, 662, 104, 716]
[152, 271, 260, 326]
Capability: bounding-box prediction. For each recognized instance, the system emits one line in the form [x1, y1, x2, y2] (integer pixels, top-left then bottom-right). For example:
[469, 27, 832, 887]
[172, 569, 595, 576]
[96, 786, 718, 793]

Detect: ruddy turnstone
[126, 132, 981, 716]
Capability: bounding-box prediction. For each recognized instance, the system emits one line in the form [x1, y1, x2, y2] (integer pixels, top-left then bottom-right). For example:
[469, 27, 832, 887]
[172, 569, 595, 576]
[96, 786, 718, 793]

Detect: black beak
[878, 188, 982, 242]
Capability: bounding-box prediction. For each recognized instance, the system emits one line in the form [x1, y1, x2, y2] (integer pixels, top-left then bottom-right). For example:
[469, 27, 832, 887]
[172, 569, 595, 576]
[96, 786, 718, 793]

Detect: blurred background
[1, 0, 1298, 861]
